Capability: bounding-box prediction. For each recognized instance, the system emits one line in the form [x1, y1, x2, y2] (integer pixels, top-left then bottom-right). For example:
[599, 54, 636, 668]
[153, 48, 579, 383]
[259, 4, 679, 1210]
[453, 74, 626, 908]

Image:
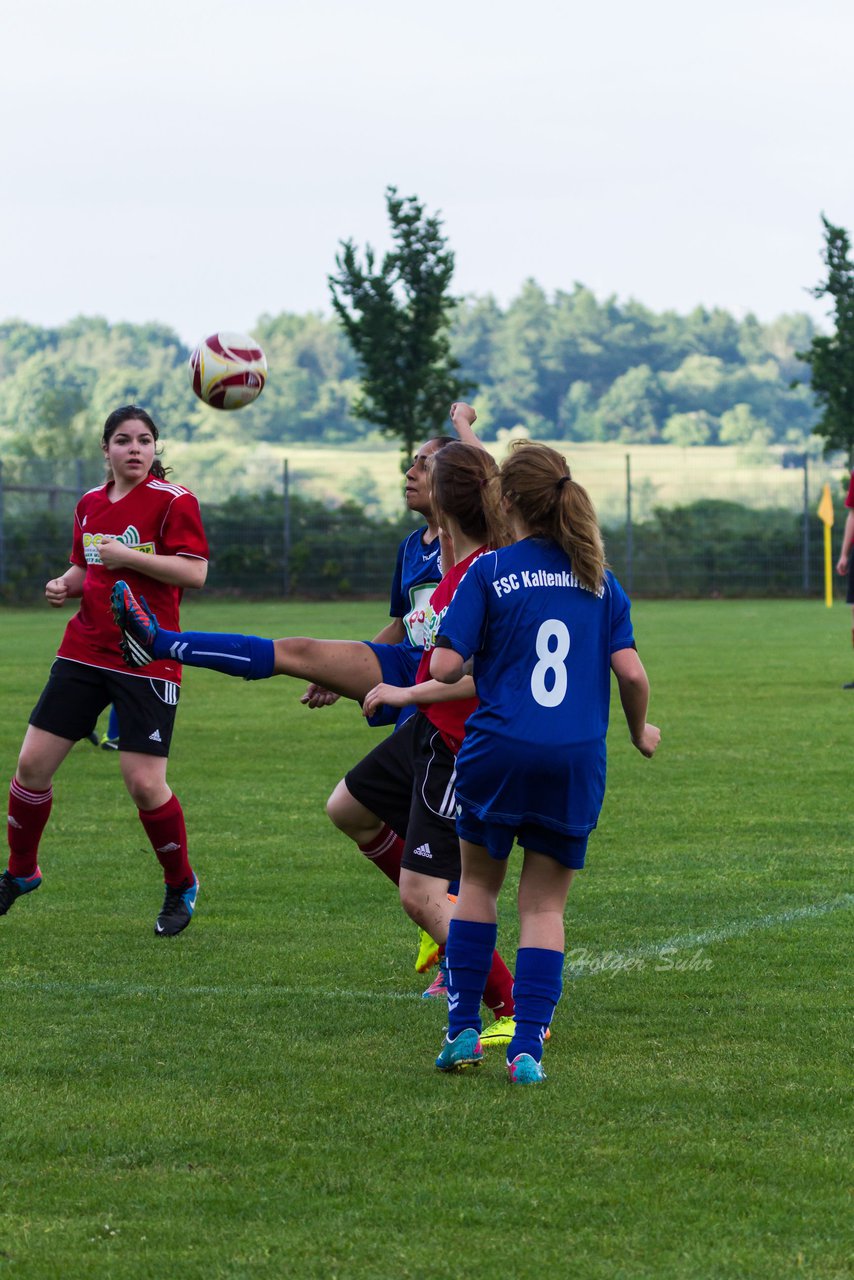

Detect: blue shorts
[362, 640, 421, 729]
[455, 805, 589, 870]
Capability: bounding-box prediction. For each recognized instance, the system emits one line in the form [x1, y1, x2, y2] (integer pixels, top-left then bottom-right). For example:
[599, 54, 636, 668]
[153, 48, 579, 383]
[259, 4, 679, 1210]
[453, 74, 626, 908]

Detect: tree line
[0, 291, 820, 459]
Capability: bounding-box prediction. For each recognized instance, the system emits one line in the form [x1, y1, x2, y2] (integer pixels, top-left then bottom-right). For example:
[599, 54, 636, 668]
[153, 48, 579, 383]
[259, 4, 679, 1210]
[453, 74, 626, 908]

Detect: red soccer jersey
[415, 545, 487, 753]
[58, 474, 209, 682]
[846, 471, 854, 510]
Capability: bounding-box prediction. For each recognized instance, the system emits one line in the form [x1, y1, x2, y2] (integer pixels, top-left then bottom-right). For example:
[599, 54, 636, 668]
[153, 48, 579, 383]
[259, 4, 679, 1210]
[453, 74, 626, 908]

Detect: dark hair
[501, 441, 605, 593]
[430, 443, 508, 548]
[101, 405, 169, 480]
[426, 434, 455, 452]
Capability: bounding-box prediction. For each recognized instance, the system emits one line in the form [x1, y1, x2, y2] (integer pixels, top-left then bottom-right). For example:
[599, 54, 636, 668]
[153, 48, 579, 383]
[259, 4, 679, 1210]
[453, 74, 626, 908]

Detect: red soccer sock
[138, 793, 193, 888]
[358, 824, 404, 885]
[7, 776, 52, 878]
[483, 949, 516, 1018]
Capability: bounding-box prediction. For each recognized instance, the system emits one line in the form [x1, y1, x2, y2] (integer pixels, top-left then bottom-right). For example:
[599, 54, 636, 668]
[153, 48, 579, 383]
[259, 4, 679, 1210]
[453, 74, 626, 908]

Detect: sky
[2, 0, 853, 346]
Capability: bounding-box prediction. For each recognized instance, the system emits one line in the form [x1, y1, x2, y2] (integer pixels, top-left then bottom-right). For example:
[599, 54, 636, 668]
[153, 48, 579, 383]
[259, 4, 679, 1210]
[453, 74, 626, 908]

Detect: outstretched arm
[362, 675, 476, 719]
[449, 402, 487, 452]
[611, 648, 660, 757]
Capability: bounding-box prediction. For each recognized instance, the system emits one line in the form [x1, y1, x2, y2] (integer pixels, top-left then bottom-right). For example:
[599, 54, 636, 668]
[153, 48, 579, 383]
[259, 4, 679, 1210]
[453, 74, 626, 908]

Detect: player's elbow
[184, 558, 208, 590]
[430, 647, 463, 683]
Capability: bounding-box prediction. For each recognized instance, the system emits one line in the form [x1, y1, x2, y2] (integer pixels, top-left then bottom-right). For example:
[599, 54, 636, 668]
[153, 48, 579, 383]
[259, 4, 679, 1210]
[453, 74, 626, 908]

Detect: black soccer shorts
[29, 658, 180, 757]
[345, 712, 462, 880]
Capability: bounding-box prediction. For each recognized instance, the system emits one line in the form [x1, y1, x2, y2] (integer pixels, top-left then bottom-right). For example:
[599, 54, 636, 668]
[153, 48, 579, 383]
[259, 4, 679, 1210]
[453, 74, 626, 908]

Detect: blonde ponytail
[501, 441, 605, 594]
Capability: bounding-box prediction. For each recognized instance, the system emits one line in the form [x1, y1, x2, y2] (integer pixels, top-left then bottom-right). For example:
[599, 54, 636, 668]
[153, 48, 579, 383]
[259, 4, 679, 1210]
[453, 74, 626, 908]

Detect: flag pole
[817, 483, 834, 608]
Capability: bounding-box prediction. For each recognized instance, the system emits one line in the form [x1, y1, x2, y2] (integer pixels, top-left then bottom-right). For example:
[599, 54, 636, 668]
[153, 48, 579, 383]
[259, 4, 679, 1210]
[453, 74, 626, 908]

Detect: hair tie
[556, 475, 571, 491]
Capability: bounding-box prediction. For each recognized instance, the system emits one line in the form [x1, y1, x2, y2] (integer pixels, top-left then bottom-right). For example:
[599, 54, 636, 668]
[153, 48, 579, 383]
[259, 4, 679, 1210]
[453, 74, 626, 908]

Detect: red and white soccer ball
[188, 331, 267, 410]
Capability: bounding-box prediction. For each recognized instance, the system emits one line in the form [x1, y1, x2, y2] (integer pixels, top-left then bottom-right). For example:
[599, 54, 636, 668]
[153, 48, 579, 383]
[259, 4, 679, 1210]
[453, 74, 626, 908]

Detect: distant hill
[0, 282, 819, 459]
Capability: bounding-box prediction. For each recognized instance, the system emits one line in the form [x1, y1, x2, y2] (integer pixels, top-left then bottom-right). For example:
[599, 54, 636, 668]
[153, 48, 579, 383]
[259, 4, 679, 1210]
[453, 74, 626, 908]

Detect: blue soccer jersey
[436, 537, 635, 836]
[389, 527, 442, 651]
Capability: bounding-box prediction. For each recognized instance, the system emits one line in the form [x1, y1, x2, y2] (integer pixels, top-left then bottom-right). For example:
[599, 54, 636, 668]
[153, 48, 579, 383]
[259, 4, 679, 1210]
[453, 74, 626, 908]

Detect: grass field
[0, 599, 851, 1279]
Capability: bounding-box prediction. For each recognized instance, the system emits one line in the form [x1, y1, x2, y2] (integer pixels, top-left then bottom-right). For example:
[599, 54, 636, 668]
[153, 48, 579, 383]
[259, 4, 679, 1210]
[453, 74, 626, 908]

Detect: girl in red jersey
[326, 443, 522, 1045]
[1, 406, 209, 936]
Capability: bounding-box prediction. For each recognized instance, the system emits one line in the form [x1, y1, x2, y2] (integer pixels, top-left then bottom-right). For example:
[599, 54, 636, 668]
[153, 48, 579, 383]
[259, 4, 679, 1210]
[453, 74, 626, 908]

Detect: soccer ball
[188, 331, 267, 410]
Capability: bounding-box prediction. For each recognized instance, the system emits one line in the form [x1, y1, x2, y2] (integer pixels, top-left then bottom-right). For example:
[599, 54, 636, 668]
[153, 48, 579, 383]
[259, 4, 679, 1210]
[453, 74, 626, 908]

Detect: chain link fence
[0, 450, 849, 603]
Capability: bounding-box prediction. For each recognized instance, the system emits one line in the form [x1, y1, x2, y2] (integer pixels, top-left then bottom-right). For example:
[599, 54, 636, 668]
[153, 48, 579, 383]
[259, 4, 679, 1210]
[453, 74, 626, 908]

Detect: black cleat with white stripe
[111, 580, 159, 668]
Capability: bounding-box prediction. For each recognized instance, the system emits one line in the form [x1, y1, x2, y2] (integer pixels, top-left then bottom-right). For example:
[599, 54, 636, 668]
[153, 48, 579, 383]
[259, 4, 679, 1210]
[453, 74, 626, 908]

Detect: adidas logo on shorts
[149, 729, 162, 742]
[412, 842, 432, 859]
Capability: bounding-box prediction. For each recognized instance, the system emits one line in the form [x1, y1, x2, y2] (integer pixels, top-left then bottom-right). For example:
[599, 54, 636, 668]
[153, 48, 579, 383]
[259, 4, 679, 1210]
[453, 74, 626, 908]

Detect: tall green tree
[798, 215, 854, 464]
[328, 186, 474, 466]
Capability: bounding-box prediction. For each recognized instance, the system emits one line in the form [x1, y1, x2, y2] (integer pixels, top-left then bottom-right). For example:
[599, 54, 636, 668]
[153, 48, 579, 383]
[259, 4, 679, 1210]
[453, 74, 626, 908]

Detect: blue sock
[509, 947, 564, 1064]
[107, 705, 120, 739]
[152, 629, 275, 680]
[445, 919, 496, 1039]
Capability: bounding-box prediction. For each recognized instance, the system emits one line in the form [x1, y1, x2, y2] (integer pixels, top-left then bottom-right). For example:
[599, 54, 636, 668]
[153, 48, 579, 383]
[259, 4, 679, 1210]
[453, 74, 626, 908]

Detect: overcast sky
[2, 0, 852, 345]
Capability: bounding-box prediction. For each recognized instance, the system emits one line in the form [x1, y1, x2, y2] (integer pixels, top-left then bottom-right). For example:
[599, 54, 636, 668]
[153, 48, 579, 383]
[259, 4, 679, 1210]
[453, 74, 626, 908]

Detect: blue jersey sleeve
[606, 572, 635, 653]
[435, 553, 494, 660]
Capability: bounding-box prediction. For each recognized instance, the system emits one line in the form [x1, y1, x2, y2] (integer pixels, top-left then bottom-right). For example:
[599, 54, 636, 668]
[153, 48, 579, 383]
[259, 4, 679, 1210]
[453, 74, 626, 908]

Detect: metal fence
[0, 450, 849, 603]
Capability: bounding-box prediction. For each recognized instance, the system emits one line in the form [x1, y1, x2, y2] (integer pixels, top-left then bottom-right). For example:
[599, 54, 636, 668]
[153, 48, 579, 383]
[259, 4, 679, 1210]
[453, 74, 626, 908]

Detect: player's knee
[15, 754, 53, 792]
[326, 779, 366, 839]
[398, 880, 423, 923]
[123, 770, 167, 811]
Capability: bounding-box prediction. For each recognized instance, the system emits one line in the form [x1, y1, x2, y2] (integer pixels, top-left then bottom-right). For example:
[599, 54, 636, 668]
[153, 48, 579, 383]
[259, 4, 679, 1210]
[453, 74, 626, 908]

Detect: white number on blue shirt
[530, 619, 570, 707]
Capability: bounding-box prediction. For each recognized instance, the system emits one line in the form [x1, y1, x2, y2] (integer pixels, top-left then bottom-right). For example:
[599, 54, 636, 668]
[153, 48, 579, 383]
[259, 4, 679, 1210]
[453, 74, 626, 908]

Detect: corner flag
[817, 483, 834, 607]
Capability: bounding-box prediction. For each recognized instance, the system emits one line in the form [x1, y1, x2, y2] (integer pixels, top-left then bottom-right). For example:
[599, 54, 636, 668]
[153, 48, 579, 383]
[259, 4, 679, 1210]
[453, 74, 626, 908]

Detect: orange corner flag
[817, 483, 834, 527]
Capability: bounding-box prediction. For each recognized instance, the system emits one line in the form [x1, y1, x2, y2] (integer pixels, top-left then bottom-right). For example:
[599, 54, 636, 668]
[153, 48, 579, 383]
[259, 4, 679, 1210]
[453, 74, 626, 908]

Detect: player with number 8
[430, 440, 660, 1083]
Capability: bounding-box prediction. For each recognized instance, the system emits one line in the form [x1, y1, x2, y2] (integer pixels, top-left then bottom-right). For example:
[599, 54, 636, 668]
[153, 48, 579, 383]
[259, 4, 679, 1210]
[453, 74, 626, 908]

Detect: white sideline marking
[567, 893, 854, 978]
[0, 894, 850, 1002]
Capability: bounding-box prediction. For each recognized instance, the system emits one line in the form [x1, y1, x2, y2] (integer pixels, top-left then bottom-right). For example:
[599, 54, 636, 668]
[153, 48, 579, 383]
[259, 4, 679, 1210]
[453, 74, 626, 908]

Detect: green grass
[0, 599, 851, 1279]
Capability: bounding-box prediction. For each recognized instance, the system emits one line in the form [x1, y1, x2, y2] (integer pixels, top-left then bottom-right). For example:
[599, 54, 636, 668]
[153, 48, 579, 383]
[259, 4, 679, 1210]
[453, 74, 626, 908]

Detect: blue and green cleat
[506, 1053, 546, 1084]
[435, 1028, 483, 1072]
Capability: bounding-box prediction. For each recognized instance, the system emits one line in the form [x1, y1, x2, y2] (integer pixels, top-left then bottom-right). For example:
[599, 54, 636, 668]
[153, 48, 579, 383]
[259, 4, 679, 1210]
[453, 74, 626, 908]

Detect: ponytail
[501, 441, 605, 594]
[431, 443, 509, 548]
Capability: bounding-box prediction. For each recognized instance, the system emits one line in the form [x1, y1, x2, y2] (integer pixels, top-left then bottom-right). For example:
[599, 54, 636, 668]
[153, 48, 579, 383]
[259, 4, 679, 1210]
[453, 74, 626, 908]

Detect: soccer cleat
[154, 874, 199, 937]
[110, 580, 159, 668]
[479, 1015, 516, 1047]
[479, 1016, 551, 1048]
[507, 1053, 546, 1084]
[0, 868, 42, 916]
[85, 730, 100, 746]
[435, 1028, 483, 1072]
[843, 681, 854, 689]
[421, 958, 448, 999]
[415, 927, 441, 973]
[99, 734, 119, 751]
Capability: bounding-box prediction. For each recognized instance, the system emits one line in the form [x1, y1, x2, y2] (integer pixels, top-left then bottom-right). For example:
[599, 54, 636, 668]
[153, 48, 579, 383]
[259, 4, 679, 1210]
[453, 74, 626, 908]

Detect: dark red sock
[7, 777, 52, 878]
[484, 950, 516, 1017]
[138, 793, 193, 887]
[358, 824, 404, 885]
